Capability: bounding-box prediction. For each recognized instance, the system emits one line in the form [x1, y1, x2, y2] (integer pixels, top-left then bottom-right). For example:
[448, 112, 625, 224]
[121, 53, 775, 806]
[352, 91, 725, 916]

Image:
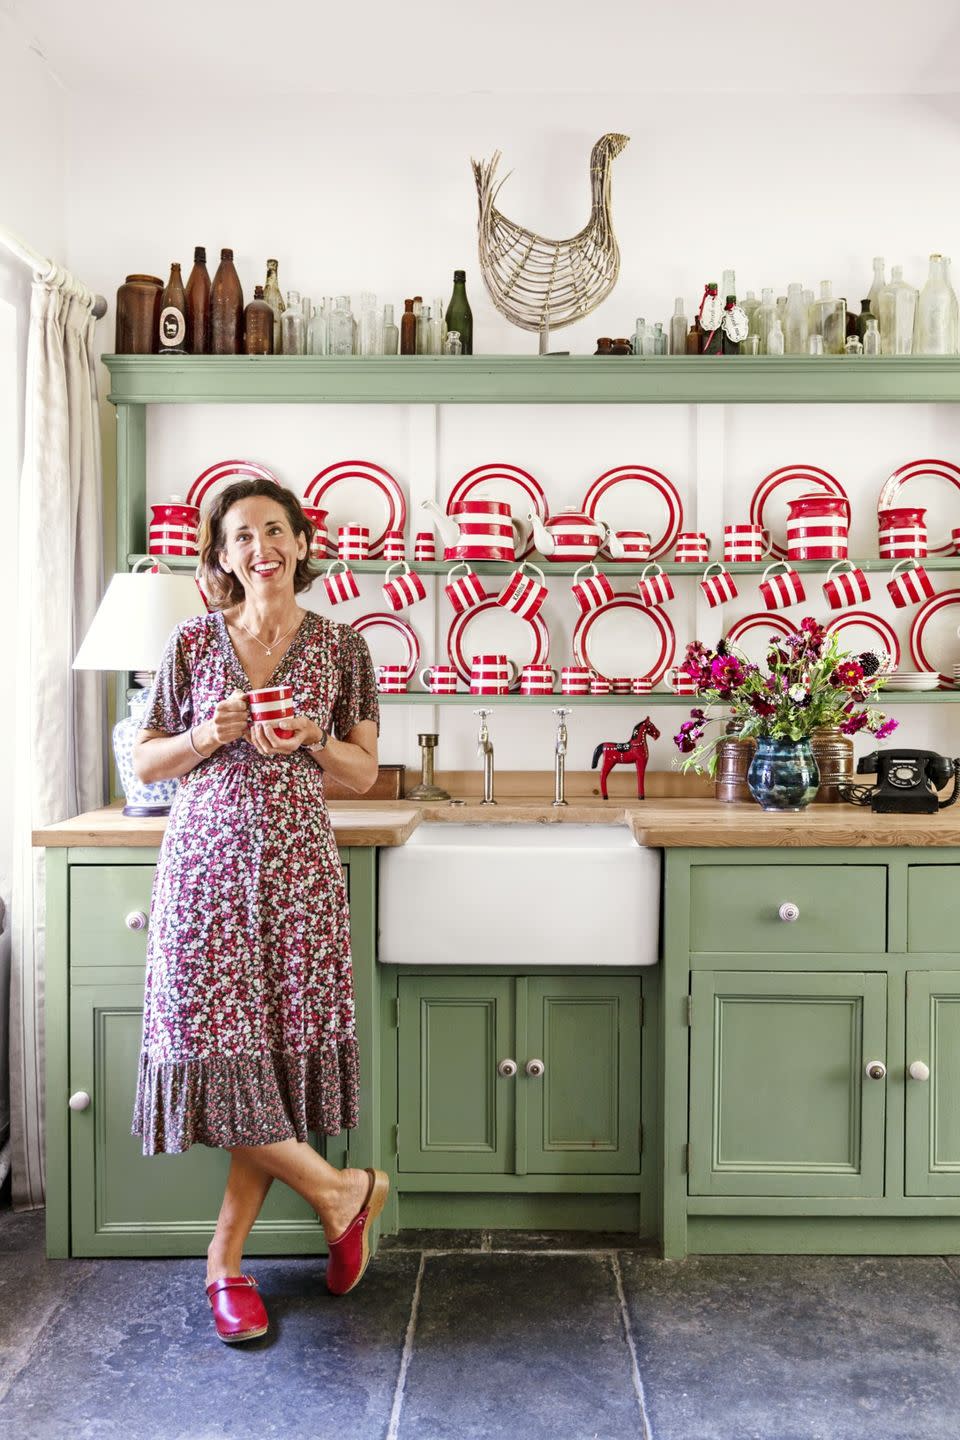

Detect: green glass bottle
[445, 270, 473, 355]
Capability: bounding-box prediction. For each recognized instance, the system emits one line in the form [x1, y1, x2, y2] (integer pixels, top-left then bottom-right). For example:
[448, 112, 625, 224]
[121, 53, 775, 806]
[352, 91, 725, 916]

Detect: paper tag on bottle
[721, 304, 750, 342]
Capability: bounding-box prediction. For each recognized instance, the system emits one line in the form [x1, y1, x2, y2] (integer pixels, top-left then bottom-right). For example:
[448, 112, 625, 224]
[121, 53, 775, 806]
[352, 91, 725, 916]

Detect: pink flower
[840, 710, 870, 736]
[710, 655, 745, 692]
[872, 716, 899, 740]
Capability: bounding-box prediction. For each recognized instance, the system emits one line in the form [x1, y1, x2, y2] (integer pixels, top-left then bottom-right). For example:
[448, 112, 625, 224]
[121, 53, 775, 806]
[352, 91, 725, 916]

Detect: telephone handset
[840, 749, 960, 813]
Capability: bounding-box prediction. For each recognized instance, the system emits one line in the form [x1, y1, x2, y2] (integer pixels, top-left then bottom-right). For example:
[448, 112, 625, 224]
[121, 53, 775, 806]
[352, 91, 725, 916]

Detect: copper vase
[715, 725, 756, 803]
[810, 726, 854, 803]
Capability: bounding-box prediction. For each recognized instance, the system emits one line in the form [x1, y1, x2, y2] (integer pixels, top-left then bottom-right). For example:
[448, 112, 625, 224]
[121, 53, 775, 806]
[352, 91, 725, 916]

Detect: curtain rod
[0, 222, 107, 317]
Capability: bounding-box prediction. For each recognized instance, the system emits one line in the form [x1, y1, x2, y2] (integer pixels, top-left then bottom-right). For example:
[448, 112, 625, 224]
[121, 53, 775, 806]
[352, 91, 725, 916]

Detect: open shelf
[129, 554, 960, 576]
[376, 691, 960, 706]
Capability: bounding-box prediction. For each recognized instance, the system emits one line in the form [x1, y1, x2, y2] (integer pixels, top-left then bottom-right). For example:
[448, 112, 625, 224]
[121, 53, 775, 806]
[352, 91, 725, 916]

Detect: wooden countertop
[32, 797, 960, 849]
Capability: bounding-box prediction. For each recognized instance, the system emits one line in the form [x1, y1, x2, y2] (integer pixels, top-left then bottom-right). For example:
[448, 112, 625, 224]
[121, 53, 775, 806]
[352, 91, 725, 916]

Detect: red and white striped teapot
[420, 496, 530, 563]
[528, 509, 609, 563]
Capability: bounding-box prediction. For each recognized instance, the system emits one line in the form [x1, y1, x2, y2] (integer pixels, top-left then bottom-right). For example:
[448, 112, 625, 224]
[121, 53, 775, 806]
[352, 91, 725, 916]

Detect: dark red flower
[840, 710, 870, 736]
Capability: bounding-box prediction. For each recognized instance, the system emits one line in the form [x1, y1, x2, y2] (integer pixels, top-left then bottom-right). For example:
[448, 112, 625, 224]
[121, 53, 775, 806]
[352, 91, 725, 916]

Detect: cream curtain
[10, 276, 105, 1207]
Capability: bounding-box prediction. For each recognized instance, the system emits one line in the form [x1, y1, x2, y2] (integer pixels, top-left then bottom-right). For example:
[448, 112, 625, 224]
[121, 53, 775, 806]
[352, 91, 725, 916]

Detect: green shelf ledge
[103, 354, 960, 406]
[375, 691, 960, 706]
[129, 554, 960, 576]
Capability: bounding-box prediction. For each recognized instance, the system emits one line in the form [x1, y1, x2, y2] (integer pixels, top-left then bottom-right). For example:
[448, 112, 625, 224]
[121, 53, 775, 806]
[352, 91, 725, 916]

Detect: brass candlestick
[405, 733, 451, 801]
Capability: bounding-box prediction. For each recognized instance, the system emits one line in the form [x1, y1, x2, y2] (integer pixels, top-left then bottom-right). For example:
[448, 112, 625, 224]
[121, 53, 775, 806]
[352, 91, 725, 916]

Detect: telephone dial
[839, 749, 960, 814]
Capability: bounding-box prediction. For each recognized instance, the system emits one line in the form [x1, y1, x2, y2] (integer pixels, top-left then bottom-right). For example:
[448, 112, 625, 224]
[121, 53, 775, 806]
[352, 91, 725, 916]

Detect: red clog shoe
[325, 1168, 390, 1296]
[205, 1274, 269, 1342]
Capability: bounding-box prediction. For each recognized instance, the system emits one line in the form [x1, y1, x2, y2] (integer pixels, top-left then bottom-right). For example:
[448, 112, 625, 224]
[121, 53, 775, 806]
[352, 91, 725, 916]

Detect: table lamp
[73, 561, 207, 816]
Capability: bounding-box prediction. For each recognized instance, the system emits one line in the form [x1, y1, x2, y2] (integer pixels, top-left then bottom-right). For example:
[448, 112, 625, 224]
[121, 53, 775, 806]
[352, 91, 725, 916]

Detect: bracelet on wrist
[187, 726, 207, 760]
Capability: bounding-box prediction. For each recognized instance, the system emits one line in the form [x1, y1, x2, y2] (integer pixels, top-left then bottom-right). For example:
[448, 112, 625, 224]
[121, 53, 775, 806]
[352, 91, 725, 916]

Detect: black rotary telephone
[839, 750, 960, 813]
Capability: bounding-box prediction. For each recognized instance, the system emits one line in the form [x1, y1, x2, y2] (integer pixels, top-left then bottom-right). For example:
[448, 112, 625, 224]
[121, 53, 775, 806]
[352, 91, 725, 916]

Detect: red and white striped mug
[879, 506, 927, 560]
[611, 677, 632, 694]
[338, 522, 370, 561]
[760, 560, 806, 610]
[470, 653, 519, 695]
[723, 524, 771, 564]
[303, 507, 329, 560]
[572, 563, 615, 615]
[666, 667, 700, 696]
[589, 673, 612, 694]
[322, 559, 360, 605]
[413, 530, 436, 562]
[445, 562, 487, 614]
[382, 530, 406, 562]
[631, 676, 653, 694]
[823, 560, 871, 610]
[887, 558, 935, 609]
[674, 531, 711, 564]
[699, 563, 739, 608]
[560, 665, 592, 695]
[376, 664, 408, 694]
[496, 561, 548, 620]
[247, 684, 295, 740]
[419, 664, 459, 694]
[636, 563, 675, 606]
[520, 663, 556, 695]
[382, 561, 427, 611]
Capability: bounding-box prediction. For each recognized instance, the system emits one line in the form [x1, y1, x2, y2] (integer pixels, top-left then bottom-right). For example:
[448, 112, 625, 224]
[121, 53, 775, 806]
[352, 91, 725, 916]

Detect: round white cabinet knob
[865, 1060, 887, 1080]
[68, 1091, 91, 1111]
[124, 910, 148, 932]
[497, 1058, 518, 1078]
[908, 1060, 931, 1082]
[525, 1058, 545, 1078]
[778, 902, 800, 923]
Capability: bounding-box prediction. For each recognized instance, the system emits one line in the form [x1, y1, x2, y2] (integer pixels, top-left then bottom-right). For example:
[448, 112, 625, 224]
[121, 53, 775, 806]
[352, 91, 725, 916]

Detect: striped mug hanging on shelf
[759, 561, 806, 610]
[382, 561, 427, 612]
[444, 562, 487, 614]
[322, 559, 360, 605]
[699, 563, 738, 609]
[822, 561, 871, 610]
[886, 559, 935, 609]
[635, 563, 675, 606]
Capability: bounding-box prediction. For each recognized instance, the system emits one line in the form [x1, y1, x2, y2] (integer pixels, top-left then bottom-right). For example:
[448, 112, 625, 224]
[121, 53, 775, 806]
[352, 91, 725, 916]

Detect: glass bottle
[308, 300, 327, 356]
[776, 295, 788, 322]
[783, 282, 808, 355]
[642, 321, 657, 356]
[669, 298, 687, 355]
[878, 265, 917, 355]
[915, 253, 958, 355]
[158, 263, 188, 354]
[262, 260, 284, 354]
[281, 290, 305, 355]
[654, 322, 667, 355]
[611, 338, 633, 356]
[445, 270, 473, 355]
[721, 270, 736, 309]
[595, 337, 613, 355]
[413, 296, 425, 355]
[685, 320, 700, 354]
[429, 304, 444, 356]
[210, 248, 244, 354]
[444, 331, 463, 355]
[766, 318, 785, 356]
[382, 303, 399, 355]
[721, 298, 740, 356]
[400, 298, 417, 356]
[184, 246, 210, 354]
[329, 295, 355, 356]
[754, 287, 779, 354]
[856, 299, 876, 340]
[741, 291, 760, 333]
[632, 317, 646, 355]
[844, 335, 863, 355]
[845, 303, 859, 340]
[420, 305, 434, 354]
[699, 283, 722, 353]
[243, 285, 274, 355]
[862, 317, 881, 356]
[433, 296, 447, 353]
[816, 281, 845, 355]
[867, 256, 886, 320]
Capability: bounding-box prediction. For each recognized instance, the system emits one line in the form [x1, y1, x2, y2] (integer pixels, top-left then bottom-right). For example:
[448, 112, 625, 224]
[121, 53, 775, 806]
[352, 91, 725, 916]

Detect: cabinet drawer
[690, 864, 887, 953]
[70, 866, 156, 967]
[907, 866, 960, 952]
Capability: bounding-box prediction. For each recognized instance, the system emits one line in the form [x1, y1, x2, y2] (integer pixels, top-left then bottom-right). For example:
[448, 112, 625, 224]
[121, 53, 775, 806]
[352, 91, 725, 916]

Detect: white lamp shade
[73, 572, 207, 671]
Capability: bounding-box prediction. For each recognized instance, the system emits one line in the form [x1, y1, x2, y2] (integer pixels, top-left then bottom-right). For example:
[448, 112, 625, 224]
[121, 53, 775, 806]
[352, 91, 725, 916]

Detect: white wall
[63, 90, 960, 775]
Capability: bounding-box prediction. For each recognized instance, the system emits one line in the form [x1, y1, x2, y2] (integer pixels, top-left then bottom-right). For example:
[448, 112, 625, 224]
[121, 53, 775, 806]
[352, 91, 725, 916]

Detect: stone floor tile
[377, 1228, 485, 1252]
[0, 1205, 45, 1256]
[0, 1247, 100, 1403]
[484, 1228, 653, 1252]
[398, 1251, 644, 1440]
[621, 1253, 960, 1440]
[0, 1249, 420, 1440]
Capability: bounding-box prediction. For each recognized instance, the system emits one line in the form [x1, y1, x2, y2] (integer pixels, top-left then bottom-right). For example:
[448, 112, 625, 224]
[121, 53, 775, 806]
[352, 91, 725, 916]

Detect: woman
[132, 478, 388, 1344]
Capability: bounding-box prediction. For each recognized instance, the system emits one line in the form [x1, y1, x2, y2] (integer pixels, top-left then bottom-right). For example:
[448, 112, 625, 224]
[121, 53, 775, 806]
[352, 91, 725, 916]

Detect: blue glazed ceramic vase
[746, 737, 820, 812]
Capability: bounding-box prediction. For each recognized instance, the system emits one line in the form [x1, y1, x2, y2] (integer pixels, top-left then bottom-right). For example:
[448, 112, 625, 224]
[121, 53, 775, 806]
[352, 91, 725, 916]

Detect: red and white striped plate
[447, 463, 548, 561]
[724, 611, 797, 666]
[186, 459, 281, 511]
[305, 460, 407, 560]
[878, 458, 960, 556]
[582, 466, 684, 560]
[571, 594, 675, 684]
[447, 598, 550, 690]
[350, 612, 420, 682]
[825, 610, 901, 669]
[909, 589, 960, 685]
[749, 465, 848, 560]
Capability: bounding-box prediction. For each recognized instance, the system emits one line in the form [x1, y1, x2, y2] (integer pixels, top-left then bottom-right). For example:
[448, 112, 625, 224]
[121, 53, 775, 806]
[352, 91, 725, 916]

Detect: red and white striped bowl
[887, 559, 935, 609]
[496, 562, 548, 620]
[572, 564, 615, 615]
[760, 562, 806, 610]
[699, 563, 738, 609]
[520, 663, 556, 695]
[636, 564, 675, 606]
[823, 561, 871, 610]
[723, 524, 770, 563]
[322, 560, 360, 605]
[560, 665, 592, 695]
[382, 561, 427, 612]
[445, 563, 488, 615]
[338, 523, 370, 561]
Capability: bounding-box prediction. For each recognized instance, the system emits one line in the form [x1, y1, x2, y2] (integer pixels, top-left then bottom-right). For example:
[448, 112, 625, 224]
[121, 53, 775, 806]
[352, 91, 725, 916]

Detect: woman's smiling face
[218, 495, 308, 598]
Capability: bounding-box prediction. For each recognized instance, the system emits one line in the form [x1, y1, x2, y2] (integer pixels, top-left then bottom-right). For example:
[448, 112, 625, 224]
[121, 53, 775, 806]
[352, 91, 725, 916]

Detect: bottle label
[160, 307, 186, 347]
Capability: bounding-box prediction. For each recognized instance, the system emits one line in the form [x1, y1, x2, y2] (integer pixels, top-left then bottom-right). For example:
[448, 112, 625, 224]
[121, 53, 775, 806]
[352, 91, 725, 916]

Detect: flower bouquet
[673, 618, 898, 810]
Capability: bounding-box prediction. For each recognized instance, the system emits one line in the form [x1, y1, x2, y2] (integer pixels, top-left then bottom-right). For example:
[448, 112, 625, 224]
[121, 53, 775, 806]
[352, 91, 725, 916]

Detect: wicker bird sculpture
[472, 132, 630, 353]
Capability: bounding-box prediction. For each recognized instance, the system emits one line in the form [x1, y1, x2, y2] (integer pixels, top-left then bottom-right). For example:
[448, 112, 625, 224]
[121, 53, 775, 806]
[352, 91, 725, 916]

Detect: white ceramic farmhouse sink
[377, 824, 660, 967]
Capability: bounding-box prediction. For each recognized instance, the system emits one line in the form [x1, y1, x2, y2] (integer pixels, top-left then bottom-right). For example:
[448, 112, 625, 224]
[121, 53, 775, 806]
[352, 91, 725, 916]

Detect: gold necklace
[239, 613, 300, 658]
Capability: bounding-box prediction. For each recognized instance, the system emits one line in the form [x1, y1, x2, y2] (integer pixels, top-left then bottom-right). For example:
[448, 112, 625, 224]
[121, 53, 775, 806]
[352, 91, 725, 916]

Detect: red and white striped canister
[673, 531, 711, 564]
[878, 506, 927, 560]
[723, 524, 770, 563]
[571, 563, 615, 615]
[822, 560, 871, 610]
[611, 677, 632, 694]
[699, 563, 739, 609]
[413, 530, 437, 562]
[496, 561, 548, 620]
[589, 673, 612, 694]
[636, 563, 675, 606]
[759, 561, 806, 610]
[382, 561, 427, 611]
[886, 558, 935, 609]
[322, 559, 360, 605]
[148, 524, 198, 557]
[631, 677, 653, 694]
[560, 665, 592, 695]
[445, 562, 487, 614]
[338, 522, 370, 561]
[785, 494, 850, 562]
[520, 664, 556, 695]
[382, 530, 406, 562]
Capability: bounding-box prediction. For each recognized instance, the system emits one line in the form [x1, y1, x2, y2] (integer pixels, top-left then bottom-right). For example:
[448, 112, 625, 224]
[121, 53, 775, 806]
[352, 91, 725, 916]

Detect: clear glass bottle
[721, 269, 736, 308]
[301, 295, 313, 336]
[754, 287, 779, 354]
[420, 305, 434, 354]
[878, 265, 917, 355]
[776, 295, 788, 321]
[654, 322, 667, 355]
[915, 253, 958, 355]
[262, 259, 285, 354]
[816, 281, 846, 355]
[280, 290, 305, 355]
[807, 333, 824, 356]
[783, 282, 809, 355]
[429, 304, 444, 356]
[308, 301, 327, 356]
[642, 321, 657, 356]
[669, 298, 687, 355]
[432, 296, 447, 353]
[382, 303, 399, 356]
[413, 296, 425, 355]
[862, 317, 881, 356]
[766, 318, 785, 356]
[631, 317, 646, 355]
[329, 295, 355, 356]
[444, 330, 463, 355]
[844, 335, 863, 355]
[867, 256, 886, 320]
[741, 291, 760, 333]
[358, 291, 380, 355]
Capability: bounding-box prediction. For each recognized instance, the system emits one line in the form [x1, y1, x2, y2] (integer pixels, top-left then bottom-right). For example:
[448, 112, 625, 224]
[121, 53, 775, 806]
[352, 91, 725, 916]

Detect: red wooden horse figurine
[591, 717, 661, 800]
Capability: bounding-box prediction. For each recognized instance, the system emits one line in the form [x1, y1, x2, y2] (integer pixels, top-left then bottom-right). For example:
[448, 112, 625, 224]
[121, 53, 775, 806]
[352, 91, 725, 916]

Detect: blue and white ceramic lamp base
[114, 689, 179, 817]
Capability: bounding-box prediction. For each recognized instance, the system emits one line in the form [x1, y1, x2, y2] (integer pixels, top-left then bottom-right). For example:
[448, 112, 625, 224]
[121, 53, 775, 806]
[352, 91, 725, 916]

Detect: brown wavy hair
[198, 478, 318, 609]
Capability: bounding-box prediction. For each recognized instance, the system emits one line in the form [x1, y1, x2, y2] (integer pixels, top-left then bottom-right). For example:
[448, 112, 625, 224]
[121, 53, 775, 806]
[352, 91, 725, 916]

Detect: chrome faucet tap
[553, 707, 570, 807]
[475, 709, 496, 805]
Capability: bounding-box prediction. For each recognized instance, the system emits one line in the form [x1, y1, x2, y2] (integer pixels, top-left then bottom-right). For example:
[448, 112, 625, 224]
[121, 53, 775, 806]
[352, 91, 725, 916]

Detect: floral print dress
[131, 610, 379, 1156]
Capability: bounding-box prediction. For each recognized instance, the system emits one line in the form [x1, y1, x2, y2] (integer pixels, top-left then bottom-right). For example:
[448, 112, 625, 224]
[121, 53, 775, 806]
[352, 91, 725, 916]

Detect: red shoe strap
[206, 1274, 258, 1299]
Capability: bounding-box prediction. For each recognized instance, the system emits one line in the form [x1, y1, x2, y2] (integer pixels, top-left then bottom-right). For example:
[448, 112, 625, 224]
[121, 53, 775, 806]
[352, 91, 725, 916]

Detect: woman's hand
[245, 714, 322, 757]
[201, 690, 250, 752]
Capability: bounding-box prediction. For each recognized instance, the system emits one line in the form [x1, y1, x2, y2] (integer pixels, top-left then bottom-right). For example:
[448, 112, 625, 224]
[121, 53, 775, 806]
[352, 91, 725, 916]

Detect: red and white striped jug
[878, 506, 927, 560]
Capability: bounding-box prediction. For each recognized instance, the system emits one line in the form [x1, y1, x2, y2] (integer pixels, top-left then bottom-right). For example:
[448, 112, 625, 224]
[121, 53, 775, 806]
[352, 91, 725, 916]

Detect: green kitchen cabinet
[905, 971, 960, 1197]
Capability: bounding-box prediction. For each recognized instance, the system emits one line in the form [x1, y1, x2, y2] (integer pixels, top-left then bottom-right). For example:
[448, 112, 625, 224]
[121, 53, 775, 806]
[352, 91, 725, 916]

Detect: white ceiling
[8, 0, 960, 96]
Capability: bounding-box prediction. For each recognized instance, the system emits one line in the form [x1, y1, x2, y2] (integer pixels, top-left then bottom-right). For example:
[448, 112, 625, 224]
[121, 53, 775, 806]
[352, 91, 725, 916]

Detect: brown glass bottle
[685, 319, 700, 354]
[184, 246, 211, 354]
[611, 337, 633, 355]
[210, 247, 244, 354]
[115, 274, 163, 353]
[158, 263, 188, 354]
[594, 337, 613, 355]
[244, 286, 274, 355]
[400, 299, 417, 356]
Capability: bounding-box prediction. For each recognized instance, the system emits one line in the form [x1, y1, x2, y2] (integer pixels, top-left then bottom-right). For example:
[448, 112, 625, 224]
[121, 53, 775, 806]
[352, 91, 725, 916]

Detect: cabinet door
[905, 971, 960, 1196]
[397, 976, 515, 1174]
[70, 865, 156, 967]
[689, 971, 887, 1197]
[524, 975, 642, 1175]
[69, 985, 337, 1256]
